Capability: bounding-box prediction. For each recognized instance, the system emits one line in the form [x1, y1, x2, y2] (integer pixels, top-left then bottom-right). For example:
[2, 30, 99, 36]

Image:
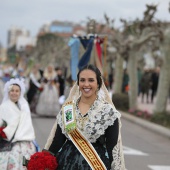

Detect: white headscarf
[2, 78, 30, 114]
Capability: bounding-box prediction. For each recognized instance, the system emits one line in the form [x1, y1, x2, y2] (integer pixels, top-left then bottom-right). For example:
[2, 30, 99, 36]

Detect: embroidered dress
[49, 97, 121, 170]
[0, 78, 36, 170]
[36, 65, 60, 116]
[56, 140, 110, 170]
[44, 79, 125, 170]
[0, 100, 36, 170]
[0, 141, 35, 169]
[36, 81, 60, 116]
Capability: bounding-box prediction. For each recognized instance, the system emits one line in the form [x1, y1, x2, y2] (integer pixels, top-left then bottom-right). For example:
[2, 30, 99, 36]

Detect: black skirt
[56, 140, 111, 170]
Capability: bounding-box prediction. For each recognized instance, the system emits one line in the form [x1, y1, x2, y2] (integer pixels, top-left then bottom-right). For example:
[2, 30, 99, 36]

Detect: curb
[120, 111, 170, 139]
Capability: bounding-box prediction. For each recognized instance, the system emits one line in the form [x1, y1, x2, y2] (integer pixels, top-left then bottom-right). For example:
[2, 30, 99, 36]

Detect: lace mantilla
[45, 80, 126, 169]
[57, 97, 120, 143]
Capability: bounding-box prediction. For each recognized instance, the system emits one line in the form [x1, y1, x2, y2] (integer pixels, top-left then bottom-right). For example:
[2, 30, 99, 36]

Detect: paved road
[32, 115, 56, 149]
[121, 117, 170, 170]
[32, 114, 170, 170]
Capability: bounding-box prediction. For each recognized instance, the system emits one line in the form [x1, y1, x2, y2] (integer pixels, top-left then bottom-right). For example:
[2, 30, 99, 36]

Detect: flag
[78, 37, 94, 69]
[94, 37, 104, 75]
[68, 37, 80, 81]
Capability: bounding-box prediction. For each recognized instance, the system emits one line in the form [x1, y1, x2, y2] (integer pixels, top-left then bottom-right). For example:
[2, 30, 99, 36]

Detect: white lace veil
[65, 79, 116, 109]
[44, 79, 116, 147]
[2, 78, 30, 114]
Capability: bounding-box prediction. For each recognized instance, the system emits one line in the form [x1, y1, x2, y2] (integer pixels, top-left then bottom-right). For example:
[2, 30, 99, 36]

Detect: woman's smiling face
[78, 69, 98, 99]
[9, 84, 21, 103]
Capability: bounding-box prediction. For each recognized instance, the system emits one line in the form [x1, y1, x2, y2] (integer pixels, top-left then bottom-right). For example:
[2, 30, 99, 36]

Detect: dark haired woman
[44, 64, 125, 170]
[0, 78, 36, 169]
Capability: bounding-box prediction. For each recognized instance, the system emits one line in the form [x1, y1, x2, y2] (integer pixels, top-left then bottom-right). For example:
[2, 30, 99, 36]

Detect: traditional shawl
[0, 99, 35, 142]
[43, 65, 57, 81]
[44, 81, 126, 170]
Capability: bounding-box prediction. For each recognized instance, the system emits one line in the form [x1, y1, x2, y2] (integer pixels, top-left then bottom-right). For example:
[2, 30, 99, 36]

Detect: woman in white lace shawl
[44, 64, 125, 170]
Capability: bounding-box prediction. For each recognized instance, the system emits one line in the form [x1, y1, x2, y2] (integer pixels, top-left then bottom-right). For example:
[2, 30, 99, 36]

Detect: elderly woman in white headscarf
[0, 78, 36, 170]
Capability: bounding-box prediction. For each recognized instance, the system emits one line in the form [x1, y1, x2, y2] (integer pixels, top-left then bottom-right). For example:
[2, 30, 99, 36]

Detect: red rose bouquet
[26, 151, 58, 170]
[0, 120, 7, 140]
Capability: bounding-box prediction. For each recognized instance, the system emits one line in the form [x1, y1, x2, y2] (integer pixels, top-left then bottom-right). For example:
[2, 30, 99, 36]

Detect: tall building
[16, 36, 37, 51]
[7, 26, 30, 48]
[50, 21, 73, 36]
[0, 47, 7, 62]
[38, 20, 86, 38]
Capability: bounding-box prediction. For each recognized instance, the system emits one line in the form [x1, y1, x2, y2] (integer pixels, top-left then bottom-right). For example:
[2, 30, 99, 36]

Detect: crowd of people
[0, 63, 66, 116]
[0, 63, 126, 169]
[0, 59, 162, 170]
[120, 66, 160, 104]
[139, 66, 160, 103]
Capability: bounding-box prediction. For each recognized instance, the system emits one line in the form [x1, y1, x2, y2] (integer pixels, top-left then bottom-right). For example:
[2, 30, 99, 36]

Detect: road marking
[123, 146, 148, 156]
[148, 165, 170, 170]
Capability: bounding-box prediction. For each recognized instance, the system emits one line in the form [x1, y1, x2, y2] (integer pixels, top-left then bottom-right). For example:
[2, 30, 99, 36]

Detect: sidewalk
[110, 88, 170, 114]
[109, 90, 170, 139]
[121, 95, 170, 139]
[137, 96, 170, 114]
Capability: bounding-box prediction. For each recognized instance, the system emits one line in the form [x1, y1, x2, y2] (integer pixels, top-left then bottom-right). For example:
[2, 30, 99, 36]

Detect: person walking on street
[55, 67, 65, 97]
[27, 64, 43, 113]
[36, 64, 60, 116]
[43, 64, 125, 170]
[140, 68, 151, 103]
[0, 78, 36, 169]
[150, 67, 160, 103]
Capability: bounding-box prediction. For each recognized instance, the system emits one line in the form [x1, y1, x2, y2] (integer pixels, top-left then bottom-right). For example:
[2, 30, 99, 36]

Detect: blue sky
[0, 0, 169, 47]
